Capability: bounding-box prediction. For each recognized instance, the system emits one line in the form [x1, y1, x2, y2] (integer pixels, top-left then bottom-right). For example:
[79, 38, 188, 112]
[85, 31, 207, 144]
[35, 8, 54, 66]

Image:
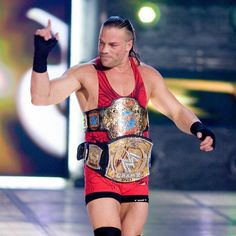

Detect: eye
[99, 41, 105, 47]
[110, 44, 118, 48]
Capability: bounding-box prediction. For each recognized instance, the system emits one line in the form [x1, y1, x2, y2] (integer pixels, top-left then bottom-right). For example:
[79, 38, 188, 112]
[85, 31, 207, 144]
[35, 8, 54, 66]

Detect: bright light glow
[138, 3, 161, 25]
[0, 63, 13, 98]
[148, 78, 236, 117]
[138, 6, 156, 23]
[68, 0, 86, 178]
[69, 0, 98, 178]
[70, 0, 85, 65]
[17, 67, 67, 157]
[16, 8, 69, 157]
[0, 176, 67, 189]
[166, 79, 236, 95]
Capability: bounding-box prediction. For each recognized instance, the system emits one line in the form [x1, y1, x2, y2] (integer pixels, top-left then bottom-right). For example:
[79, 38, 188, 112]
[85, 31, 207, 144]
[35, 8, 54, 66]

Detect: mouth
[100, 54, 111, 59]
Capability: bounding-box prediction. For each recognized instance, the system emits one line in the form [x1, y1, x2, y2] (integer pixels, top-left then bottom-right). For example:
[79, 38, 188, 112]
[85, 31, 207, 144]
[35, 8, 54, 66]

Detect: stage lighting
[137, 2, 161, 25]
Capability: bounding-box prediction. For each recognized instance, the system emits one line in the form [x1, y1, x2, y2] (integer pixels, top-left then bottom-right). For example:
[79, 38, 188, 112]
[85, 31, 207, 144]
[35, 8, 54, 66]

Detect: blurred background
[0, 0, 235, 190]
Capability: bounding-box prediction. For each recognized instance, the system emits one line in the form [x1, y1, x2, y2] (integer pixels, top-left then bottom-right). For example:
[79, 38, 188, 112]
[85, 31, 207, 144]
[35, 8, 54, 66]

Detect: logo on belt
[84, 98, 149, 138]
[77, 136, 153, 182]
[106, 136, 152, 182]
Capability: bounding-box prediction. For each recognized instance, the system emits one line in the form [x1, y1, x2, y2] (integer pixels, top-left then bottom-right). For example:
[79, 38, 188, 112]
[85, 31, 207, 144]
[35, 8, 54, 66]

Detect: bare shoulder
[65, 60, 97, 79]
[136, 61, 167, 99]
[138, 61, 163, 83]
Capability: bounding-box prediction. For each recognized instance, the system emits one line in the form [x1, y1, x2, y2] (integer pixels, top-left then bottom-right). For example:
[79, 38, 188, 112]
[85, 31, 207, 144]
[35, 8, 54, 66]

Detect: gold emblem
[88, 110, 100, 130]
[105, 136, 153, 182]
[85, 144, 103, 170]
[103, 98, 148, 138]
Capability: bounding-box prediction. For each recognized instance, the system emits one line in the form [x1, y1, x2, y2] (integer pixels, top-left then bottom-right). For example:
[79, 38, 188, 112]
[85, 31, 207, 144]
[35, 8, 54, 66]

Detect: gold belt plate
[105, 136, 153, 182]
[102, 98, 148, 138]
[86, 144, 103, 170]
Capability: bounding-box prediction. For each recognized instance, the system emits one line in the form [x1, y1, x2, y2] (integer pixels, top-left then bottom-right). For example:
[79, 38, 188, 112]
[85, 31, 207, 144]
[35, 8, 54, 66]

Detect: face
[98, 26, 133, 68]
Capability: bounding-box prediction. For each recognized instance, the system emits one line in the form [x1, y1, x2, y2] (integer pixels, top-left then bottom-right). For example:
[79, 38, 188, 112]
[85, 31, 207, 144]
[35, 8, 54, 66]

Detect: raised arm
[31, 20, 80, 105]
[144, 66, 215, 152]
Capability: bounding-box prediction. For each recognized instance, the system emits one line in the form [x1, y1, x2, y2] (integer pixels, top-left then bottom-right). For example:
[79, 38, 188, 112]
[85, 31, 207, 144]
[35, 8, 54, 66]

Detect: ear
[126, 39, 133, 52]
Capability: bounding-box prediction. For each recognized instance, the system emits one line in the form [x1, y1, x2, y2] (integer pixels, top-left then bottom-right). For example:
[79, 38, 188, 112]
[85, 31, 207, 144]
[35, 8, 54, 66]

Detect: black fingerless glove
[33, 35, 58, 73]
[190, 121, 216, 148]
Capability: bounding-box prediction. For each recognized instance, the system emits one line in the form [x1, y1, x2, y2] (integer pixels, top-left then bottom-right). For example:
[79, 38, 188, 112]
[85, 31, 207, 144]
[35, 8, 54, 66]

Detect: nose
[99, 44, 108, 54]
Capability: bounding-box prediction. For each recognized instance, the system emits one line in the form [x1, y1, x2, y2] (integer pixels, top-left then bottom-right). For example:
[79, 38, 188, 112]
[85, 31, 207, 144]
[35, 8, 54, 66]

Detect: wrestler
[31, 16, 215, 236]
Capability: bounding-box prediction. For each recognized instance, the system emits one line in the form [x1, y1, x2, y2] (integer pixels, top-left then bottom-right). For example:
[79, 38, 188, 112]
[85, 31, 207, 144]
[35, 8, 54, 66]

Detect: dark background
[102, 0, 236, 190]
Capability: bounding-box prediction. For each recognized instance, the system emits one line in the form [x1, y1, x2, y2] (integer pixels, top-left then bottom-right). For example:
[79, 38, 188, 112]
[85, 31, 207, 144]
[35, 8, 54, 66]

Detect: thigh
[87, 198, 122, 230]
[120, 202, 149, 236]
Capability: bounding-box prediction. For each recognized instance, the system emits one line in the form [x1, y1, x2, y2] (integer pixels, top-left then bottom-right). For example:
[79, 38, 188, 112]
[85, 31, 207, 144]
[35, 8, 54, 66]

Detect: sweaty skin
[31, 19, 215, 235]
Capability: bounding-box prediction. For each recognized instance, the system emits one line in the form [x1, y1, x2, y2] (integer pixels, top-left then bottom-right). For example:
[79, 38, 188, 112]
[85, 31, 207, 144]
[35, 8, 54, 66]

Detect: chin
[100, 59, 113, 68]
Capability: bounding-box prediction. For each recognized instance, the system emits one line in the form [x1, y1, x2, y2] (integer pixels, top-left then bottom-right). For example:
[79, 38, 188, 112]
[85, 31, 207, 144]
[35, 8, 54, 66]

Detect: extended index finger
[46, 19, 51, 31]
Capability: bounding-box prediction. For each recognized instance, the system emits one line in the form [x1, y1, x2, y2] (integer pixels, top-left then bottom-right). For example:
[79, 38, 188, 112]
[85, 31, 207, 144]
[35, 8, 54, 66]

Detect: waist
[77, 135, 153, 182]
[85, 130, 149, 143]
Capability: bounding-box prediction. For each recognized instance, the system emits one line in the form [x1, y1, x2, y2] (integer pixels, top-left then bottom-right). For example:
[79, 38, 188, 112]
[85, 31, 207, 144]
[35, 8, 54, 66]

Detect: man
[31, 16, 215, 236]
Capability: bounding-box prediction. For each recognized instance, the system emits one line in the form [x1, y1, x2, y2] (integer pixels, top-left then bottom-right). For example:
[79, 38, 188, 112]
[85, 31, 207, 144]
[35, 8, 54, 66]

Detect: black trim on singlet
[121, 195, 149, 203]
[85, 192, 149, 205]
[86, 192, 121, 205]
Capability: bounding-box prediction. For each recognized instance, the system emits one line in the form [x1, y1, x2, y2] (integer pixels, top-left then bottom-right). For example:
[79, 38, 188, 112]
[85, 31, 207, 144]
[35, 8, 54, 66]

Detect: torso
[96, 57, 148, 108]
[77, 57, 150, 143]
[75, 57, 151, 112]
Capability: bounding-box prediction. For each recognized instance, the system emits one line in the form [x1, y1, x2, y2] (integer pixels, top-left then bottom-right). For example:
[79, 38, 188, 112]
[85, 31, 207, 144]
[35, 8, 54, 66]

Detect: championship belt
[77, 136, 153, 182]
[105, 136, 153, 182]
[84, 98, 149, 138]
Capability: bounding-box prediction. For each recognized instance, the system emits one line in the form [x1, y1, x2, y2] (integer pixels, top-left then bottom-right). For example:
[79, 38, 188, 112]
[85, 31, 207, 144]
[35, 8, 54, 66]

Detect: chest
[104, 70, 136, 97]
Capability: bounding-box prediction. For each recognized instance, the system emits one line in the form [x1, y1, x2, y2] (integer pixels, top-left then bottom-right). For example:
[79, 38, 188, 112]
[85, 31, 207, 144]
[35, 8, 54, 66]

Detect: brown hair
[103, 16, 140, 64]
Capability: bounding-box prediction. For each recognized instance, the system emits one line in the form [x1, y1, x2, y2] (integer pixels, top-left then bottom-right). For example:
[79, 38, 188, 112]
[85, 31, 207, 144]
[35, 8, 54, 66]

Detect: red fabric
[85, 165, 148, 196]
[85, 57, 149, 143]
[84, 56, 149, 197]
[97, 56, 147, 108]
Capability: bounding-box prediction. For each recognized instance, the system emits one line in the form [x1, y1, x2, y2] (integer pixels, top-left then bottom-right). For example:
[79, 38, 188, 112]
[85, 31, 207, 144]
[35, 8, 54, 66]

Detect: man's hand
[190, 121, 216, 152]
[33, 19, 58, 73]
[35, 19, 59, 41]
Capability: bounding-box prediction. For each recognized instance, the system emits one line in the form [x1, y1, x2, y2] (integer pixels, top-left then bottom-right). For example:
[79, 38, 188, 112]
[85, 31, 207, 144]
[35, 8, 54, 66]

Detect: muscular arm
[148, 68, 199, 134]
[30, 19, 81, 106]
[142, 65, 215, 151]
[30, 67, 81, 105]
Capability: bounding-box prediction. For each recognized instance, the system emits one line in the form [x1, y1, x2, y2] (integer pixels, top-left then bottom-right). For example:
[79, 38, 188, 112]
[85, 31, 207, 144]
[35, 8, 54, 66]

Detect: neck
[113, 57, 131, 73]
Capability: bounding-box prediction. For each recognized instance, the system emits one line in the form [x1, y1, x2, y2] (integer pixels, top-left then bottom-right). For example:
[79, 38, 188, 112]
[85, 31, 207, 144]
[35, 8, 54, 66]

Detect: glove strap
[33, 53, 47, 73]
[32, 35, 57, 73]
[190, 121, 204, 136]
[190, 121, 216, 148]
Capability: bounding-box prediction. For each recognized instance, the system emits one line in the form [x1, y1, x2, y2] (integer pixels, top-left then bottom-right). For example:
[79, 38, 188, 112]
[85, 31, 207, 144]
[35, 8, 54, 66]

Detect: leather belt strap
[77, 136, 153, 182]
